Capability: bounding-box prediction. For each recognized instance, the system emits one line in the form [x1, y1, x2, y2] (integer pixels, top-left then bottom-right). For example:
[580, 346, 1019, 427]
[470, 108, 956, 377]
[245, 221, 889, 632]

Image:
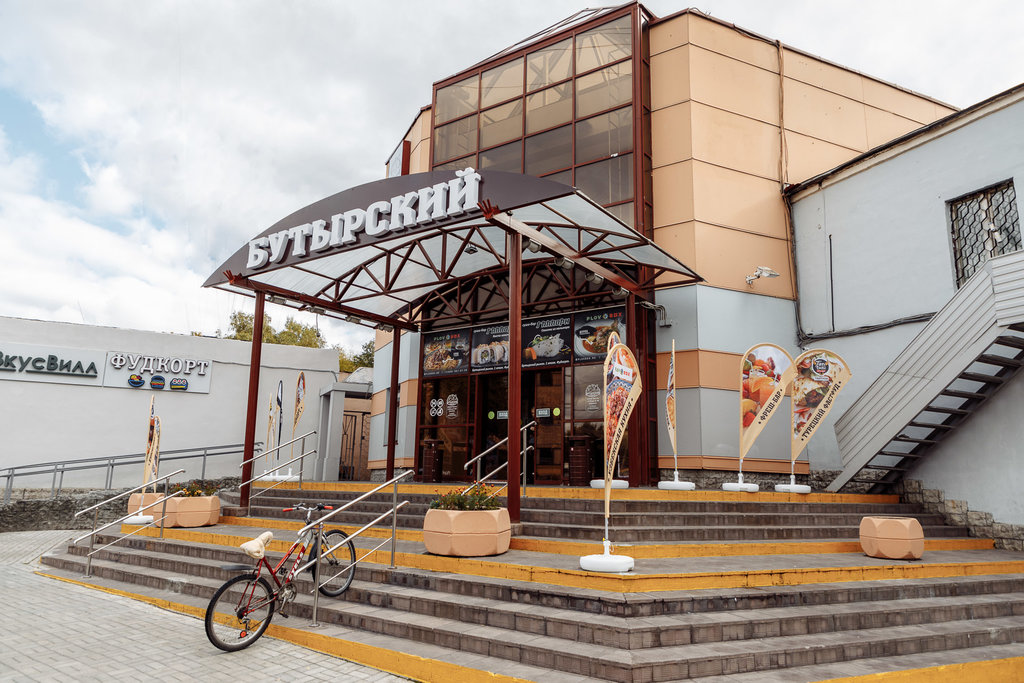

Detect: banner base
[723, 482, 759, 492]
[658, 475, 695, 491]
[580, 540, 634, 573]
[591, 479, 628, 489]
[775, 484, 811, 494]
[124, 515, 153, 525]
[262, 468, 299, 482]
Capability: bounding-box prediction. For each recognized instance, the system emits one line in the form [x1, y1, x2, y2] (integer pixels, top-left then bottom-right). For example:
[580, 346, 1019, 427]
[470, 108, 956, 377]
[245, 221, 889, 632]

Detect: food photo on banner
[521, 315, 572, 368]
[572, 307, 625, 363]
[791, 349, 852, 459]
[422, 329, 471, 377]
[729, 343, 795, 493]
[470, 323, 510, 372]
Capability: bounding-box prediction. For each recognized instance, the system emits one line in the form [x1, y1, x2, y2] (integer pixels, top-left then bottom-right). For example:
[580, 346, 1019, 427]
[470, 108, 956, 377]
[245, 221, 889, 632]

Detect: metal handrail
[464, 421, 537, 497]
[295, 469, 413, 627]
[73, 468, 186, 577]
[2, 443, 258, 504]
[240, 431, 317, 513]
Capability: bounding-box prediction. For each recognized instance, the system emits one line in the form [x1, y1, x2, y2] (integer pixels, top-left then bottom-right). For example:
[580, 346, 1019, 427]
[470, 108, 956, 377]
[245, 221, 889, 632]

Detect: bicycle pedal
[278, 611, 289, 619]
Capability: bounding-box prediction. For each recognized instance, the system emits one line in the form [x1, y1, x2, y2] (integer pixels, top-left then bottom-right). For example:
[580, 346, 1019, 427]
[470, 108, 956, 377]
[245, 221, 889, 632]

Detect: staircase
[37, 482, 1024, 682]
[829, 250, 1024, 493]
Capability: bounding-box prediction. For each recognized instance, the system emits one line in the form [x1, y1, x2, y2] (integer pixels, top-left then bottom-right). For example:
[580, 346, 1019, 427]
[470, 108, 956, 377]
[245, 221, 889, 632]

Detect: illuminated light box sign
[0, 343, 105, 387]
[522, 314, 571, 368]
[422, 330, 470, 378]
[104, 352, 213, 393]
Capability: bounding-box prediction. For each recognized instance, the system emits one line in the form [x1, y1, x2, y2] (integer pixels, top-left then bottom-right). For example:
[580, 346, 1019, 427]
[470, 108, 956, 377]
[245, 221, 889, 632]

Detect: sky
[1, 0, 1022, 353]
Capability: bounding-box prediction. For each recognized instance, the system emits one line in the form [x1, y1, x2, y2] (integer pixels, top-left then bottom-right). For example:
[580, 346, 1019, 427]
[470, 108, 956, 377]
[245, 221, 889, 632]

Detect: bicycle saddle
[239, 531, 274, 559]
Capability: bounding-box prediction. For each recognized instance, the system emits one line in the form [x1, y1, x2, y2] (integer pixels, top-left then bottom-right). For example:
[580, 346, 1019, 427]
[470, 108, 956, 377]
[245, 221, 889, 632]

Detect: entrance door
[474, 374, 509, 481]
[525, 369, 565, 484]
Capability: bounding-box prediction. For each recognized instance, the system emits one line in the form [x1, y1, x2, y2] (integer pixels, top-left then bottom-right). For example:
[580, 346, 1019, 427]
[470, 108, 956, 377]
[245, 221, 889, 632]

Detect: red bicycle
[204, 502, 355, 651]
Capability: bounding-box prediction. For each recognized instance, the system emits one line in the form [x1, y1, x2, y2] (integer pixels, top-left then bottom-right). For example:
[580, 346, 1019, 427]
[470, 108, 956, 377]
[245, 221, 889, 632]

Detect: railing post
[57, 467, 66, 498]
[50, 464, 59, 499]
[310, 525, 322, 628]
[159, 478, 169, 539]
[390, 476, 399, 569]
[106, 460, 114, 490]
[298, 436, 305, 491]
[85, 509, 98, 578]
[200, 448, 208, 482]
[3, 469, 12, 505]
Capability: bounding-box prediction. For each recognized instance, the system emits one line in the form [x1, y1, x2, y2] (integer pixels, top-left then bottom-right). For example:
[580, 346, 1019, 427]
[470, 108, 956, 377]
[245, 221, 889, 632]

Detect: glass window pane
[479, 141, 521, 172]
[527, 37, 572, 91]
[481, 57, 523, 108]
[605, 201, 634, 228]
[575, 106, 632, 164]
[434, 154, 476, 172]
[526, 83, 572, 134]
[435, 76, 478, 125]
[576, 61, 633, 118]
[480, 100, 523, 148]
[434, 117, 477, 164]
[525, 125, 571, 176]
[542, 170, 572, 187]
[576, 15, 632, 74]
[575, 154, 633, 206]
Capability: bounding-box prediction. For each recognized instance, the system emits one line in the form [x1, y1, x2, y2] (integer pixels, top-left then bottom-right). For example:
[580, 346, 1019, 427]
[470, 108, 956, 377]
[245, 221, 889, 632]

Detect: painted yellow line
[217, 516, 423, 542]
[253, 480, 898, 504]
[36, 571, 532, 683]
[814, 656, 1024, 682]
[508, 537, 995, 558]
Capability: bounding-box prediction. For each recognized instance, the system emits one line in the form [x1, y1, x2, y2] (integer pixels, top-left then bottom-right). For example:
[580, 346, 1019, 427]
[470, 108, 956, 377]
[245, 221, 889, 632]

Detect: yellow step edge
[120, 525, 1024, 593]
[251, 481, 899, 504]
[814, 656, 1024, 682]
[35, 571, 529, 683]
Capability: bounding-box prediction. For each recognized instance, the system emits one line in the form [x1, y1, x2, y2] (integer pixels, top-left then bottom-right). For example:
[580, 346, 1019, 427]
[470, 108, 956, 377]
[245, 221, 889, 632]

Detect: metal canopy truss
[207, 170, 700, 331]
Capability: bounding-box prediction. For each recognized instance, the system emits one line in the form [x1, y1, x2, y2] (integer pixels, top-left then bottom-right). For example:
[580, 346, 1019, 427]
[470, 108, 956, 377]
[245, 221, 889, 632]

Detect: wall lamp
[464, 244, 479, 254]
[613, 286, 629, 298]
[554, 256, 574, 270]
[585, 271, 604, 285]
[376, 323, 394, 333]
[266, 295, 287, 305]
[525, 239, 542, 253]
[306, 305, 326, 315]
[346, 314, 362, 325]
[745, 266, 780, 286]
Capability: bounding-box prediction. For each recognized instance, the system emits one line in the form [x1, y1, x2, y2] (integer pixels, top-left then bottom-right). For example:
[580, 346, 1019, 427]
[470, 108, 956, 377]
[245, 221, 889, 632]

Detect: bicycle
[204, 502, 356, 651]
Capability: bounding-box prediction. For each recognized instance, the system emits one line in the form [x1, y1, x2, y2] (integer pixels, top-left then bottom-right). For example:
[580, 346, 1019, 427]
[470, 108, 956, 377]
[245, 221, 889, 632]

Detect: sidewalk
[0, 530, 408, 682]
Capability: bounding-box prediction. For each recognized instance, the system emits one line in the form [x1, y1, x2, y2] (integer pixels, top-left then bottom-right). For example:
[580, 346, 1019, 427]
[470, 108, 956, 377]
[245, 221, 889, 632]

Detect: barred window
[950, 180, 1021, 287]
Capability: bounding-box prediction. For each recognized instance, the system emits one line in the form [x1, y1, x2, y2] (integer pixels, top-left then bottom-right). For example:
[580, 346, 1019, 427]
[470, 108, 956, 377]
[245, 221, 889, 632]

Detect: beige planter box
[126, 494, 220, 528]
[422, 508, 511, 557]
[859, 516, 924, 560]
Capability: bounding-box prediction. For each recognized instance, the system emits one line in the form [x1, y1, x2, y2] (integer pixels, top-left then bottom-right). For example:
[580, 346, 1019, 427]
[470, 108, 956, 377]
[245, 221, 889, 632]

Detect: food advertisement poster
[739, 343, 795, 459]
[521, 315, 572, 368]
[422, 329, 470, 377]
[293, 372, 305, 429]
[470, 324, 510, 372]
[573, 307, 625, 362]
[666, 339, 677, 457]
[603, 342, 642, 518]
[791, 349, 851, 460]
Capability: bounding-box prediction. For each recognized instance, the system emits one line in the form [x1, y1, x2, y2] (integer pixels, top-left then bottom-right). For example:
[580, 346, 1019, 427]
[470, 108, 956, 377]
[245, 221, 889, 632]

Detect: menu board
[470, 323, 510, 372]
[521, 315, 572, 368]
[422, 329, 470, 377]
[572, 307, 625, 363]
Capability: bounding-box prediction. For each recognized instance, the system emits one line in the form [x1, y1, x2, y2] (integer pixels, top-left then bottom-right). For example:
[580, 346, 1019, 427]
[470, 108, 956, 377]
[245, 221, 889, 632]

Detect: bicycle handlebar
[281, 503, 333, 513]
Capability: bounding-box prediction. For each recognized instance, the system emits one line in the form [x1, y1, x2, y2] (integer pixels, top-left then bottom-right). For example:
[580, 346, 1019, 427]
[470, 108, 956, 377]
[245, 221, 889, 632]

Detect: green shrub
[429, 486, 501, 510]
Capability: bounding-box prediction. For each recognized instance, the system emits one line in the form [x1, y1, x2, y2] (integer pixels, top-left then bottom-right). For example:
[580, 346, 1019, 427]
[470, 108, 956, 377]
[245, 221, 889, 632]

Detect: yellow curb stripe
[252, 481, 898, 504]
[814, 656, 1024, 682]
[35, 571, 531, 683]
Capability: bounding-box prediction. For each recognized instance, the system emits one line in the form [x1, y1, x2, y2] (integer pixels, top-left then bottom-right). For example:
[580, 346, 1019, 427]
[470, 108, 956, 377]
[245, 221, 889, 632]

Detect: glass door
[528, 369, 565, 484]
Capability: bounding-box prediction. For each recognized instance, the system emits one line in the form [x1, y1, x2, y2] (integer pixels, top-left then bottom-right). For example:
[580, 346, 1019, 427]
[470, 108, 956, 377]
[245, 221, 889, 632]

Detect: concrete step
[519, 521, 971, 542]
[519, 509, 949, 527]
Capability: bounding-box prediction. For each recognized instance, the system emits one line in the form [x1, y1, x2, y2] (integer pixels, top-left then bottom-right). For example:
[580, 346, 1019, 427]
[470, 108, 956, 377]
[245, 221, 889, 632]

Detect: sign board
[0, 343, 105, 387]
[105, 351, 213, 393]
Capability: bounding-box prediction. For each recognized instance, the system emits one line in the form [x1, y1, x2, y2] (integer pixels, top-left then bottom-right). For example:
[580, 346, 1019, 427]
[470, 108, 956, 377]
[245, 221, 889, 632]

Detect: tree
[225, 312, 325, 348]
[353, 340, 375, 367]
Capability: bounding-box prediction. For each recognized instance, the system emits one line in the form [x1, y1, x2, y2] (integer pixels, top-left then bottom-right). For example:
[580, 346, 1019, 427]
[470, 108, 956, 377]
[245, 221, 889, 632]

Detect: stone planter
[859, 516, 924, 560]
[126, 494, 220, 528]
[422, 508, 511, 557]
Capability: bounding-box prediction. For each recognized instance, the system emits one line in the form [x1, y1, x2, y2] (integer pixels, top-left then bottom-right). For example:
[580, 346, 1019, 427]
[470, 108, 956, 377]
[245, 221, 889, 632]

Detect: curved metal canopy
[205, 169, 701, 331]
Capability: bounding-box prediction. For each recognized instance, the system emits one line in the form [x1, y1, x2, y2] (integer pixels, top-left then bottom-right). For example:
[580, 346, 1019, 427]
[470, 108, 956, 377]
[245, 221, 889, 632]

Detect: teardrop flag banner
[142, 396, 161, 493]
[275, 380, 284, 462]
[603, 342, 642, 519]
[791, 349, 851, 460]
[290, 371, 306, 460]
[739, 343, 795, 460]
[665, 339, 677, 462]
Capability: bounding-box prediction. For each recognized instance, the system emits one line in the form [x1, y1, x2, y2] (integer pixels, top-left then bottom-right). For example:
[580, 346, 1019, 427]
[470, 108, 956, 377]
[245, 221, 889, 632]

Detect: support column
[625, 297, 642, 487]
[386, 329, 401, 481]
[506, 232, 523, 524]
[240, 292, 266, 509]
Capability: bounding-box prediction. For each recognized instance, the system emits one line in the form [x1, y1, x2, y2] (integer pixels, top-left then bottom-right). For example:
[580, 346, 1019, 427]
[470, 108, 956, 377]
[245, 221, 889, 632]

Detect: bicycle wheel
[309, 529, 356, 597]
[205, 574, 275, 652]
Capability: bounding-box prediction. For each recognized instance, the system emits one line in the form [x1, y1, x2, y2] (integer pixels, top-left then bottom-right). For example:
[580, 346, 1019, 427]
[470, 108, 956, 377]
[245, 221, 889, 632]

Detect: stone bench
[859, 516, 924, 560]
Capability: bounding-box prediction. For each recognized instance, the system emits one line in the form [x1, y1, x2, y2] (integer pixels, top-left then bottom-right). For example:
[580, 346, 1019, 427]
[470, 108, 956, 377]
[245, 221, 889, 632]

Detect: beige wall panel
[374, 329, 393, 351]
[689, 47, 780, 125]
[652, 161, 694, 227]
[784, 130, 861, 183]
[692, 222, 794, 297]
[691, 102, 779, 181]
[783, 78, 868, 151]
[864, 106, 926, 149]
[687, 14, 777, 72]
[652, 222, 696, 272]
[371, 390, 386, 416]
[691, 162, 787, 238]
[399, 378, 418, 408]
[781, 49, 864, 102]
[699, 349, 743, 390]
[862, 78, 955, 123]
[655, 348, 700, 388]
[367, 457, 415, 469]
[651, 101, 692, 168]
[650, 14, 688, 56]
[650, 45, 690, 110]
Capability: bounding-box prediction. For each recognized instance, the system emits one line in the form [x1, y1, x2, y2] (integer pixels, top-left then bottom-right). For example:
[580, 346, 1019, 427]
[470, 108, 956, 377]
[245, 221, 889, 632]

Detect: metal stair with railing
[828, 251, 1024, 493]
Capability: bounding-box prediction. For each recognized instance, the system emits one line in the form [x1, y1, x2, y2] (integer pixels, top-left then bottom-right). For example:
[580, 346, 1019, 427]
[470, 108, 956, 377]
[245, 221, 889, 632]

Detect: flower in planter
[429, 486, 502, 510]
[169, 479, 219, 497]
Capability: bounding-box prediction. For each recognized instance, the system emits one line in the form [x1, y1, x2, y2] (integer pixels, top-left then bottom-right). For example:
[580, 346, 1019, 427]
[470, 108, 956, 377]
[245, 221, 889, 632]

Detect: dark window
[525, 125, 572, 175]
[575, 154, 633, 206]
[950, 180, 1021, 287]
[525, 83, 572, 134]
[434, 116, 477, 164]
[435, 76, 478, 125]
[479, 141, 522, 172]
[575, 106, 632, 164]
